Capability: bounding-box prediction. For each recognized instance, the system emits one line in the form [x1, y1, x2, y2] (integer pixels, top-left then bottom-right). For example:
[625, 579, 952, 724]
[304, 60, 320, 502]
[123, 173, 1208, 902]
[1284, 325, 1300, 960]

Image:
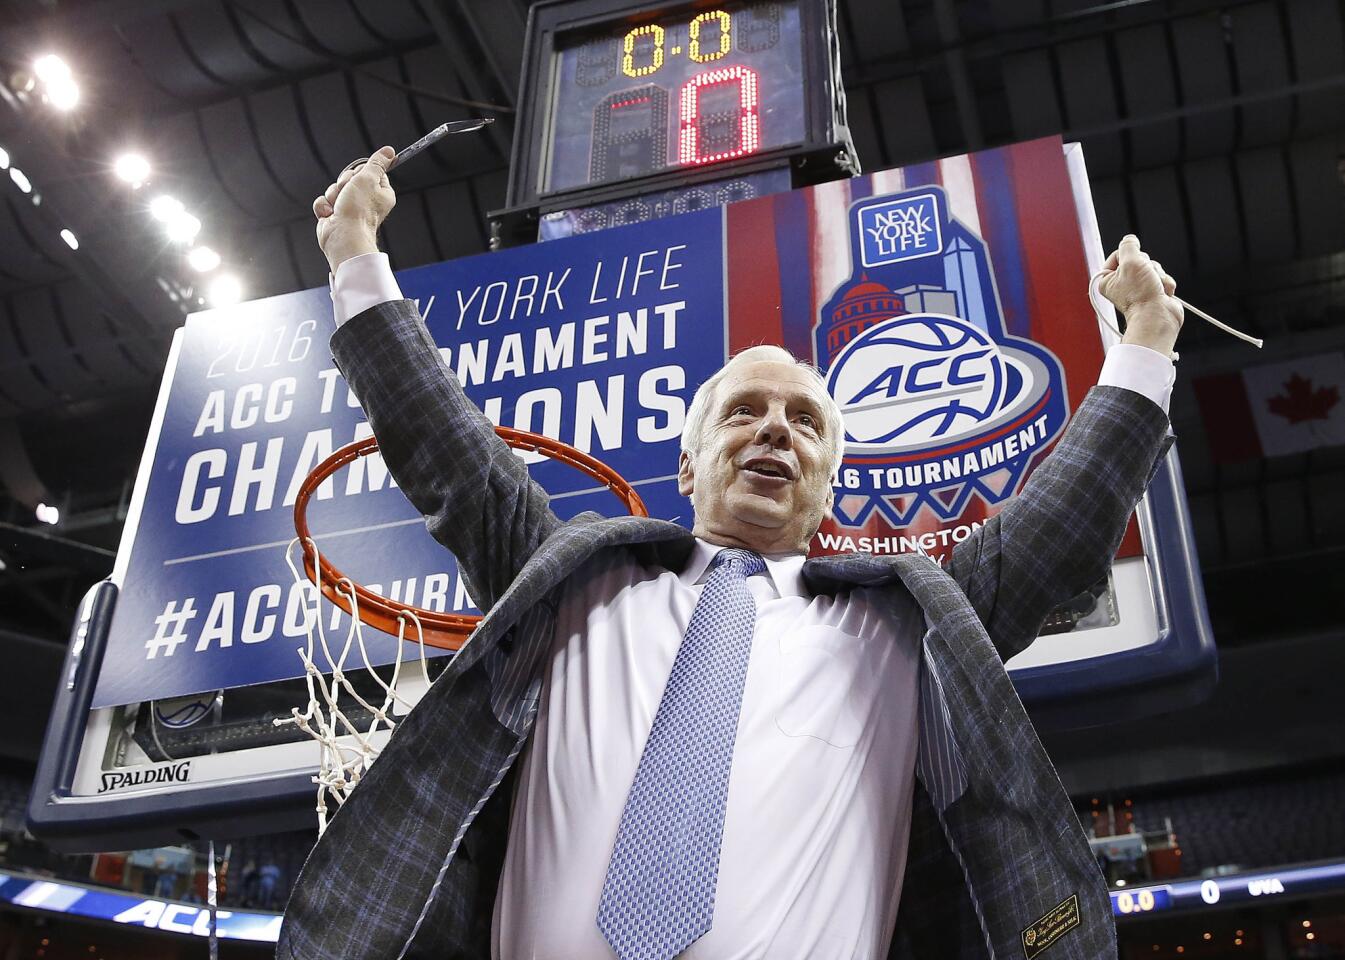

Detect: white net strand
[278, 537, 433, 832]
[1088, 269, 1265, 361]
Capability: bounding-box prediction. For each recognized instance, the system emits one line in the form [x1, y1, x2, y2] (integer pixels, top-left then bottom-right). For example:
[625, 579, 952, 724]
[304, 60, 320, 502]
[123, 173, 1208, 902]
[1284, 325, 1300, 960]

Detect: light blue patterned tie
[597, 547, 766, 960]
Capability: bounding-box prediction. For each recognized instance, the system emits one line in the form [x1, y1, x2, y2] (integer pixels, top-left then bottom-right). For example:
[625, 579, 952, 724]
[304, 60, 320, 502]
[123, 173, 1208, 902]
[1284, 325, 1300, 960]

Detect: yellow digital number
[688, 10, 732, 62]
[1117, 891, 1135, 914]
[1138, 889, 1155, 911]
[622, 24, 665, 77]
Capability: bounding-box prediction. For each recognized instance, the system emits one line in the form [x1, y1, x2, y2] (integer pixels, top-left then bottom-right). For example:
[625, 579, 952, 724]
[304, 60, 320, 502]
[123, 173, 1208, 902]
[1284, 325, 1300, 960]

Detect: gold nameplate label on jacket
[1021, 894, 1080, 958]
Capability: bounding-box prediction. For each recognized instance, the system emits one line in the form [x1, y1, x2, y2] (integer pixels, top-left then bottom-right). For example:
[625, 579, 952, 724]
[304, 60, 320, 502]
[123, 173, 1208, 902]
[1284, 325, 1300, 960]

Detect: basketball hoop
[279, 429, 647, 830]
[293, 430, 648, 650]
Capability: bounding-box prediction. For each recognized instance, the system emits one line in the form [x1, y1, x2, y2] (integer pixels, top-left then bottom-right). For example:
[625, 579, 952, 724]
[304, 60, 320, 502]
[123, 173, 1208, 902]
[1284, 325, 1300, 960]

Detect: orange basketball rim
[293, 429, 649, 651]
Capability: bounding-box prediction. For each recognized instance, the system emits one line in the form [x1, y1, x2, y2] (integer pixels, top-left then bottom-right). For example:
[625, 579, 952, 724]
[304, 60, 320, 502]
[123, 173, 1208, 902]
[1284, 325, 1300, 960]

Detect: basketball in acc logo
[827, 314, 1012, 452]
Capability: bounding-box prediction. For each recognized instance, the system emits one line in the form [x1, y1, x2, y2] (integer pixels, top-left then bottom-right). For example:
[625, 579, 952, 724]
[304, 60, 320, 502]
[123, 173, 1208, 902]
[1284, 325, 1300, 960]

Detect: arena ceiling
[0, 0, 1342, 653]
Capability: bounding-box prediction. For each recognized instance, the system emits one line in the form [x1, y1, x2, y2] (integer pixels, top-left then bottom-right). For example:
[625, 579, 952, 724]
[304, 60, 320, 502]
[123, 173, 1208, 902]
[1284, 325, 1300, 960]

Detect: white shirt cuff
[329, 252, 404, 327]
[1096, 343, 1175, 415]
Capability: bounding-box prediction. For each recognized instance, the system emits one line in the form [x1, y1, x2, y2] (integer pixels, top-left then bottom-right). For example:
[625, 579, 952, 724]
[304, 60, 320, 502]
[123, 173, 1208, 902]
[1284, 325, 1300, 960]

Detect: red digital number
[677, 65, 761, 166]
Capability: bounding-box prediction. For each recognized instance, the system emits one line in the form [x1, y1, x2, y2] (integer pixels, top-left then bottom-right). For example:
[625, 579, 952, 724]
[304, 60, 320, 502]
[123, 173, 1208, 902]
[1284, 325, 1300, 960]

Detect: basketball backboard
[29, 137, 1214, 852]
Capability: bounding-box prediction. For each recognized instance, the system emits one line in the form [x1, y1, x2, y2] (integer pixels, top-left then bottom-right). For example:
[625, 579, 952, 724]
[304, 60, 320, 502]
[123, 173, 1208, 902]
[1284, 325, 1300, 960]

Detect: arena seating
[0, 774, 27, 836]
[1078, 766, 1345, 877]
[219, 830, 317, 909]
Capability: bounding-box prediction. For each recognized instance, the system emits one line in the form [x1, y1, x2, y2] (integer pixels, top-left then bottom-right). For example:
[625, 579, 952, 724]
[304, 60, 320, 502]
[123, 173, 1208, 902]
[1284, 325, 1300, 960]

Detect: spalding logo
[98, 760, 192, 794]
[827, 313, 1020, 452]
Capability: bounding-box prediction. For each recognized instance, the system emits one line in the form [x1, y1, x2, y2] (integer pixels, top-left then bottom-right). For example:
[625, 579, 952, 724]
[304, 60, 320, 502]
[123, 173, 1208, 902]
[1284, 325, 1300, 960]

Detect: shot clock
[546, 1, 806, 191]
[496, 0, 854, 245]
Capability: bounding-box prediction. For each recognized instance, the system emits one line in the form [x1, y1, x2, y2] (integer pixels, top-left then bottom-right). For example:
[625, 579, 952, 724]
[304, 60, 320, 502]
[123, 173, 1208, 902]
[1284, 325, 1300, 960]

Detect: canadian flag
[1194, 352, 1345, 462]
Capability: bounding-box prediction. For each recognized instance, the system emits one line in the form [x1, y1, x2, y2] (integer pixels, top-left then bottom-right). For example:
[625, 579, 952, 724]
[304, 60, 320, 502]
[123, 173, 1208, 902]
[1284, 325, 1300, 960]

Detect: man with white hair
[278, 150, 1181, 960]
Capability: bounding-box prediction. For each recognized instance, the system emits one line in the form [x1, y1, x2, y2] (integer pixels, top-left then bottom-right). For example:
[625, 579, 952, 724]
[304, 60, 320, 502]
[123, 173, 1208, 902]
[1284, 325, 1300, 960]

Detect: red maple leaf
[1266, 373, 1340, 424]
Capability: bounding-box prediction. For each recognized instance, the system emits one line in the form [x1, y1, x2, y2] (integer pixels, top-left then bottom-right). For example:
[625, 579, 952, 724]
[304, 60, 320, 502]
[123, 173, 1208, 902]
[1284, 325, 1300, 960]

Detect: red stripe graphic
[1193, 371, 1262, 463]
[725, 197, 784, 352]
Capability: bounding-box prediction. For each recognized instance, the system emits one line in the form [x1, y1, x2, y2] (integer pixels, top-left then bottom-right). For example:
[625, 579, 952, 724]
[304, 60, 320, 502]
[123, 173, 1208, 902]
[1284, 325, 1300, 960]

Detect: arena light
[0, 144, 9, 169]
[113, 153, 150, 186]
[187, 246, 221, 272]
[149, 194, 183, 222]
[9, 166, 32, 194]
[33, 54, 80, 111]
[165, 211, 201, 244]
[46, 78, 80, 111]
[35, 503, 59, 525]
[208, 274, 243, 307]
[60, 229, 78, 250]
[33, 54, 70, 84]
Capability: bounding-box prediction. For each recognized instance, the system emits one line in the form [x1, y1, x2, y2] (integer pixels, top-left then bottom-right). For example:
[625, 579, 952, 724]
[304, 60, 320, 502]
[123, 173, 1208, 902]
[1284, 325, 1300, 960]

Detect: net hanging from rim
[278, 430, 648, 831]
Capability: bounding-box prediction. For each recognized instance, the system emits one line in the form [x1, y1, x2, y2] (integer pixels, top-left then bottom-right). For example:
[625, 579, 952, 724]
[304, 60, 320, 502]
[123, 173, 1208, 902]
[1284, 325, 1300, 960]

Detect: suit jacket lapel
[802, 551, 961, 625]
[451, 513, 695, 675]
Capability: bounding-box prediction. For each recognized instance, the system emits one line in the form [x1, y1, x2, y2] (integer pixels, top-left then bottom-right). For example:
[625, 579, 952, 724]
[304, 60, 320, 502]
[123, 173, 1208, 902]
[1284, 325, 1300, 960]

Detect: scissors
[340, 118, 495, 177]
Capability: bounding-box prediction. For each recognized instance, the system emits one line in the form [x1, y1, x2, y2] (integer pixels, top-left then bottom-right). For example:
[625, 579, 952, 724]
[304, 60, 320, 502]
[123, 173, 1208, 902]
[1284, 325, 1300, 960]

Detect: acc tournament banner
[96, 135, 1124, 708]
[727, 136, 1132, 560]
[96, 210, 724, 707]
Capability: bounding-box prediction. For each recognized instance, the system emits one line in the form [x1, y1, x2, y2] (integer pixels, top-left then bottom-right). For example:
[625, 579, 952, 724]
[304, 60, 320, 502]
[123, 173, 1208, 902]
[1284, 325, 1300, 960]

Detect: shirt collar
[683, 537, 809, 598]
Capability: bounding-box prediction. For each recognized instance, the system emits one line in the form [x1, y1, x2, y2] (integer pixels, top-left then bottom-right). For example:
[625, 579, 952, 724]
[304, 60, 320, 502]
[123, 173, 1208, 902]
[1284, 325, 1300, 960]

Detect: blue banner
[1111, 860, 1345, 917]
[11, 857, 1345, 941]
[0, 868, 281, 941]
[95, 211, 725, 708]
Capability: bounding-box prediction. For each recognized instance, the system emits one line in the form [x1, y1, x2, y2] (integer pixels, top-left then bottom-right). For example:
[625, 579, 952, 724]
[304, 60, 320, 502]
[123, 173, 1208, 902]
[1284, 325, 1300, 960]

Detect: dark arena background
[1, 0, 1344, 957]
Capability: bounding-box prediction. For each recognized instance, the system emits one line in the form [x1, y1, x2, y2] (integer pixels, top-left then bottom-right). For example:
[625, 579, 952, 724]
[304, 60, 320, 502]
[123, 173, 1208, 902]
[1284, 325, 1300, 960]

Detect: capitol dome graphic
[815, 271, 972, 369]
[817, 274, 905, 359]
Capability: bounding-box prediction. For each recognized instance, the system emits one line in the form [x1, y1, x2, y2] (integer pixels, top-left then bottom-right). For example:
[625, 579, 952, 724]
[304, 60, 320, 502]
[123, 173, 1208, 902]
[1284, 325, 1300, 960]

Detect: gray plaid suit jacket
[277, 299, 1172, 960]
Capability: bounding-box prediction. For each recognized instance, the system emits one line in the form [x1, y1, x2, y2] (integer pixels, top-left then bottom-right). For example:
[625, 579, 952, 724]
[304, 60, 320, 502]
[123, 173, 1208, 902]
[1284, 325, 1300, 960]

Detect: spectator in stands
[258, 859, 283, 910]
[151, 853, 176, 899]
[240, 859, 258, 906]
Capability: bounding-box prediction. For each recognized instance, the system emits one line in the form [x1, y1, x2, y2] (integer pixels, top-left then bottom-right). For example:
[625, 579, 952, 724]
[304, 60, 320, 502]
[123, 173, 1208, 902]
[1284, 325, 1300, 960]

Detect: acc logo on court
[815, 185, 1070, 528]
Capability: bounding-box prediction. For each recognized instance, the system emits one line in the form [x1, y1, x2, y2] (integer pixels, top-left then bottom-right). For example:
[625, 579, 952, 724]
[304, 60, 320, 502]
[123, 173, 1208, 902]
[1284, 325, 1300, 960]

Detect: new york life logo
[859, 193, 942, 266]
[815, 187, 1069, 529]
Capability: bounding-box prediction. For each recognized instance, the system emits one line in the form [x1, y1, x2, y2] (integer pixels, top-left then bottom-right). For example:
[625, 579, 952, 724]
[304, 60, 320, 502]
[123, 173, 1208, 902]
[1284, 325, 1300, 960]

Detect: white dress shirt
[493, 540, 924, 960]
[330, 252, 1176, 958]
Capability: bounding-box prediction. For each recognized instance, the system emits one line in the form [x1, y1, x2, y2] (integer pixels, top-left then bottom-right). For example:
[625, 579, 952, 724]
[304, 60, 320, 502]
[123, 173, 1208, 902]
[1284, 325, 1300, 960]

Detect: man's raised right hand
[314, 145, 397, 274]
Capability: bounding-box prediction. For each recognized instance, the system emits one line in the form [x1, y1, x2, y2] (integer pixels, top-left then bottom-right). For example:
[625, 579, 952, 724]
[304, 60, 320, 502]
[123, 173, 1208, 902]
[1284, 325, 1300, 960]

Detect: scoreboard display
[545, 1, 806, 191]
[498, 0, 854, 244]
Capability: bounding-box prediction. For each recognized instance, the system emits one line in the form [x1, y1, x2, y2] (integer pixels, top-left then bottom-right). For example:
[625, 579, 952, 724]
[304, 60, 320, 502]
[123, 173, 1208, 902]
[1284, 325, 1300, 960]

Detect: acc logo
[152, 691, 219, 729]
[816, 184, 1070, 529]
[826, 310, 1067, 525]
[827, 314, 1007, 450]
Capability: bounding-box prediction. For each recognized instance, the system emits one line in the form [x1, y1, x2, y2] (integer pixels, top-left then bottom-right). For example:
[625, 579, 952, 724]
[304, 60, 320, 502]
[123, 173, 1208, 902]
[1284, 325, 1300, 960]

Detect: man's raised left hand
[1098, 234, 1184, 357]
